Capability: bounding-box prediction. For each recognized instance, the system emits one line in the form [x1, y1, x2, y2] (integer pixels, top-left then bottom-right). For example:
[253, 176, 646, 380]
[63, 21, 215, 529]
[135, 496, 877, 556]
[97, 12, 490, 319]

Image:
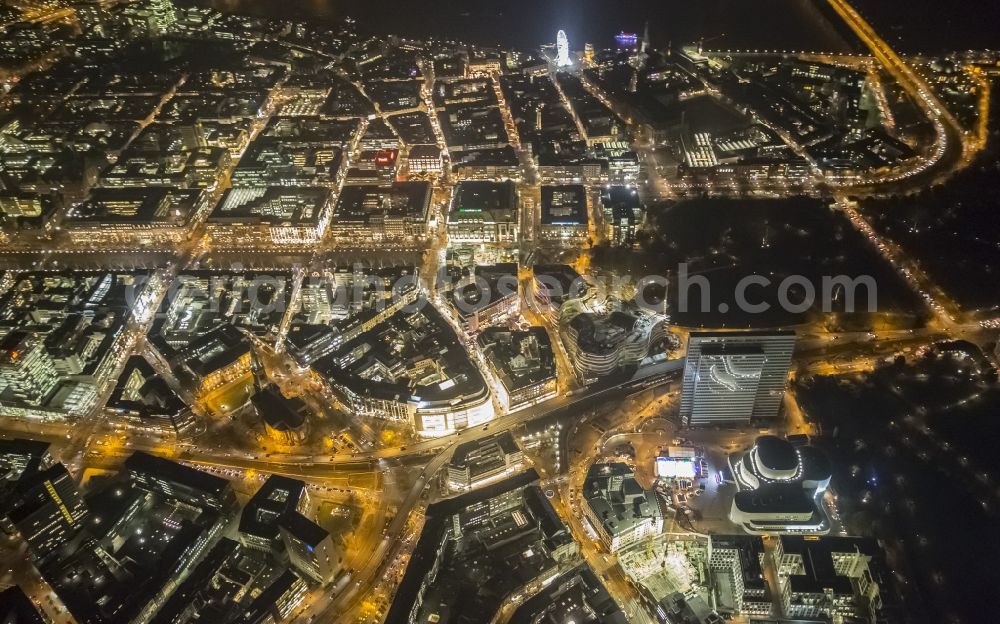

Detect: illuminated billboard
[656, 456, 696, 479]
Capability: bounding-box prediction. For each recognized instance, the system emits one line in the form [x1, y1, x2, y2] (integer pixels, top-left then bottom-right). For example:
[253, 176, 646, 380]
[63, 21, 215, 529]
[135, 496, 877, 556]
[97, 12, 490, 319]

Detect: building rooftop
[509, 563, 627, 624]
[450, 431, 521, 476]
[5, 463, 82, 527]
[313, 303, 488, 408]
[107, 355, 186, 421]
[532, 264, 584, 304]
[252, 387, 307, 432]
[209, 186, 331, 225]
[148, 538, 242, 624]
[755, 435, 800, 472]
[259, 116, 360, 144]
[600, 185, 642, 211]
[387, 469, 577, 623]
[0, 438, 50, 481]
[278, 511, 329, 548]
[450, 263, 518, 319]
[478, 326, 557, 393]
[565, 300, 660, 357]
[733, 481, 817, 515]
[231, 137, 344, 186]
[433, 77, 496, 108]
[438, 102, 508, 151]
[125, 451, 231, 501]
[583, 463, 663, 540]
[0, 192, 60, 231]
[68, 187, 202, 226]
[541, 184, 588, 226]
[100, 146, 230, 188]
[452, 180, 517, 213]
[179, 323, 252, 377]
[450, 145, 519, 169]
[148, 272, 291, 358]
[387, 113, 436, 145]
[0, 586, 45, 624]
[360, 118, 398, 146]
[242, 569, 304, 624]
[332, 181, 431, 224]
[407, 143, 442, 159]
[239, 474, 305, 545]
[710, 534, 769, 592]
[779, 535, 869, 596]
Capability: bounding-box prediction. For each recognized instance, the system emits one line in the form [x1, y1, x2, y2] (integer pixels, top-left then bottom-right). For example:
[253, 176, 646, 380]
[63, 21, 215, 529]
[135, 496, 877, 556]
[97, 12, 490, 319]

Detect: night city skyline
[0, 1, 998, 624]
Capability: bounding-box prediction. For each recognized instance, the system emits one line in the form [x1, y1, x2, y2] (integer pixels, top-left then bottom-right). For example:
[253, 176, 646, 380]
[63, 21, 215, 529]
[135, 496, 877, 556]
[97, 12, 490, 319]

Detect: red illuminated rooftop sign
[375, 149, 399, 166]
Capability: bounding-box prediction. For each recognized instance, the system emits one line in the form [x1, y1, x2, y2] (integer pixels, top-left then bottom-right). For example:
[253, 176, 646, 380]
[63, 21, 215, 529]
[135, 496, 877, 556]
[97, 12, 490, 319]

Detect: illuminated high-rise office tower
[681, 330, 796, 426]
[3, 464, 88, 562]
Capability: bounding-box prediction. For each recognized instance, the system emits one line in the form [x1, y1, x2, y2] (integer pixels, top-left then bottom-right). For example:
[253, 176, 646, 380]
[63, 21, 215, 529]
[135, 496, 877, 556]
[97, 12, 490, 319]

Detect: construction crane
[697, 33, 727, 55]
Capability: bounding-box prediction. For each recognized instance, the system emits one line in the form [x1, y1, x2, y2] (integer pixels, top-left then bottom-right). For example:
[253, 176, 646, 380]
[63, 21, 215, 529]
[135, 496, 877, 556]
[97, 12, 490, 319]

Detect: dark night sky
[184, 0, 853, 51]
[183, 0, 1000, 53]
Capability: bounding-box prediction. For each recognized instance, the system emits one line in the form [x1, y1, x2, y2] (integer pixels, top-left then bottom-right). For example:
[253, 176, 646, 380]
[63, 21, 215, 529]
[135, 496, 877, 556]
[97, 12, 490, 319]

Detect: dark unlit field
[593, 197, 926, 329]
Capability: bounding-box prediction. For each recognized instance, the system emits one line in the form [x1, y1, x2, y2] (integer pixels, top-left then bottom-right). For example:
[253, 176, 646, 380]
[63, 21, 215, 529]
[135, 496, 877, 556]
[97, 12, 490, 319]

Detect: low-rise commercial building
[478, 327, 557, 413]
[107, 356, 192, 437]
[708, 535, 772, 617]
[450, 146, 520, 180]
[329, 181, 432, 241]
[601, 185, 644, 247]
[386, 470, 578, 623]
[406, 144, 443, 175]
[775, 535, 898, 623]
[448, 180, 518, 244]
[536, 151, 606, 184]
[206, 186, 333, 246]
[64, 187, 205, 246]
[447, 431, 524, 492]
[344, 148, 399, 184]
[359, 118, 400, 151]
[437, 103, 509, 153]
[449, 263, 519, 334]
[582, 463, 664, 552]
[313, 303, 494, 437]
[559, 293, 668, 381]
[540, 184, 589, 242]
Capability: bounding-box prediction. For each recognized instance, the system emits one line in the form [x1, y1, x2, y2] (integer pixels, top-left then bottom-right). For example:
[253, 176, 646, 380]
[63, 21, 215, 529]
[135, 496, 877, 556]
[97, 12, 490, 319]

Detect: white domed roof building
[729, 435, 833, 535]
